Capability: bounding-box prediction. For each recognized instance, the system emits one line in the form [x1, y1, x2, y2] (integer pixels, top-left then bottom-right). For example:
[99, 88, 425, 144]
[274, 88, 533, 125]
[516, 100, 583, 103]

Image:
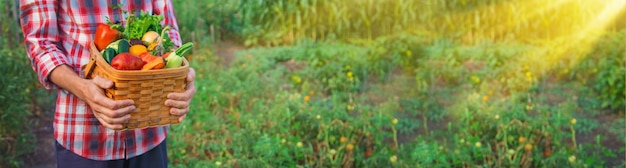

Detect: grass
[0, 0, 624, 167]
[167, 31, 625, 167]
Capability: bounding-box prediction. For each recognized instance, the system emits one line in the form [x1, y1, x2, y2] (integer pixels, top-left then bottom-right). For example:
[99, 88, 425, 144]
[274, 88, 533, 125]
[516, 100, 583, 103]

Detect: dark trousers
[55, 140, 168, 168]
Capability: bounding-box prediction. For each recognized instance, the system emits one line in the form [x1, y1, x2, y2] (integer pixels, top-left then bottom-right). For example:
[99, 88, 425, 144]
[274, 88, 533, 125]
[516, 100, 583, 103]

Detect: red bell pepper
[94, 23, 121, 51]
[139, 52, 160, 63]
[111, 53, 145, 70]
[162, 52, 171, 59]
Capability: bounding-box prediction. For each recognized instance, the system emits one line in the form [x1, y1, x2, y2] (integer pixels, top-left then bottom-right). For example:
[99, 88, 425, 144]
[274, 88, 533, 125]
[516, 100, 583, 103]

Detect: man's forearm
[49, 64, 89, 100]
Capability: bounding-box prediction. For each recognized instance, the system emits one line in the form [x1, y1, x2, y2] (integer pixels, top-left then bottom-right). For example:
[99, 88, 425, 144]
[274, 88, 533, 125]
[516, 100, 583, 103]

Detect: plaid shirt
[20, 0, 181, 160]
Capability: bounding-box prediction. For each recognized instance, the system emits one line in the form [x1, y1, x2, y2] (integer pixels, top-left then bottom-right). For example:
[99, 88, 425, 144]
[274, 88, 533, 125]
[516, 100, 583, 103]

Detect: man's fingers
[166, 98, 190, 116]
[87, 89, 133, 111]
[89, 76, 134, 109]
[107, 105, 135, 118]
[167, 91, 191, 101]
[105, 114, 131, 125]
[186, 68, 196, 82]
[93, 112, 125, 130]
[170, 107, 189, 116]
[96, 111, 131, 125]
[178, 114, 187, 122]
[165, 99, 189, 109]
[94, 97, 134, 112]
[91, 102, 134, 118]
[186, 80, 196, 94]
[93, 76, 114, 89]
[91, 103, 131, 130]
[109, 100, 135, 110]
[100, 121, 123, 130]
[167, 81, 196, 100]
[87, 76, 137, 130]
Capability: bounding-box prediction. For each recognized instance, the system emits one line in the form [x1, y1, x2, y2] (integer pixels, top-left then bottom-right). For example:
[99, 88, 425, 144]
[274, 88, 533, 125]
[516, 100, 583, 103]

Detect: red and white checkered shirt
[20, 0, 181, 160]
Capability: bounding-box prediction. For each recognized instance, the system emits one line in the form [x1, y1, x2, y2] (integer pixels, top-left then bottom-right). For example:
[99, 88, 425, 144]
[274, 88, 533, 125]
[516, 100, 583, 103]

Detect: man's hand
[82, 76, 135, 130]
[49, 65, 135, 130]
[165, 68, 197, 122]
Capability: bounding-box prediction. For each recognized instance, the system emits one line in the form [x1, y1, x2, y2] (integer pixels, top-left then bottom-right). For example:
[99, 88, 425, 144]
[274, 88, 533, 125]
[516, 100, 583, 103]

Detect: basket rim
[88, 42, 190, 80]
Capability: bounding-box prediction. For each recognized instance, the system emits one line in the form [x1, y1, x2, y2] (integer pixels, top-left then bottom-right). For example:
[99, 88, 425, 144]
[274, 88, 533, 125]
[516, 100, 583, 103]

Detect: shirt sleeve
[155, 0, 182, 47]
[20, 0, 67, 90]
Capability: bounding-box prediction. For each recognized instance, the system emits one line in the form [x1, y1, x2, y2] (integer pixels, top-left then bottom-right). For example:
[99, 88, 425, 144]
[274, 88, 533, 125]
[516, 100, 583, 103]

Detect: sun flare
[446, 0, 626, 117]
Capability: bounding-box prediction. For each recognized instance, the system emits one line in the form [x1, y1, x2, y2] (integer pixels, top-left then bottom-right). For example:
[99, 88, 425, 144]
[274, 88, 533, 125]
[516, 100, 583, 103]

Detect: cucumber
[102, 48, 117, 63]
[117, 39, 130, 53]
[104, 39, 131, 53]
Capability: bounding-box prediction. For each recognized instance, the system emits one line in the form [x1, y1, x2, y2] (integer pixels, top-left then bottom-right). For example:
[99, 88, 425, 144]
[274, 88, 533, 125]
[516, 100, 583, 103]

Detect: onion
[141, 31, 160, 46]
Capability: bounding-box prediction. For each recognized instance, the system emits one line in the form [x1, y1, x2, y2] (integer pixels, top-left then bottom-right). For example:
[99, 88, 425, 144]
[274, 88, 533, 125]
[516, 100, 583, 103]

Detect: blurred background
[1, 0, 625, 167]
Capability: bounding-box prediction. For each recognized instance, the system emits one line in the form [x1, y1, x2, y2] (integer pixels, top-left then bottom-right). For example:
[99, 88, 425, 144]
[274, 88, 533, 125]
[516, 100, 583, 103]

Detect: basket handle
[82, 55, 97, 79]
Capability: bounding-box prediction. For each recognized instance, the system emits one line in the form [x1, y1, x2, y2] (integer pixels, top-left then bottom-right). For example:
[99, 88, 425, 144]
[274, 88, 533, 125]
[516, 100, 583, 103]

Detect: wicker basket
[82, 42, 189, 131]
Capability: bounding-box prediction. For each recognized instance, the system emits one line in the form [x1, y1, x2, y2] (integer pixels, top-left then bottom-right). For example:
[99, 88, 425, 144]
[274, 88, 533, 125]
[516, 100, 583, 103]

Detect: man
[19, 0, 196, 167]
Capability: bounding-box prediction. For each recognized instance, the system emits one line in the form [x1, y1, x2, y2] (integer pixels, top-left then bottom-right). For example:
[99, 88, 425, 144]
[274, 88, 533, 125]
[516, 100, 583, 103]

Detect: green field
[1, 0, 625, 167]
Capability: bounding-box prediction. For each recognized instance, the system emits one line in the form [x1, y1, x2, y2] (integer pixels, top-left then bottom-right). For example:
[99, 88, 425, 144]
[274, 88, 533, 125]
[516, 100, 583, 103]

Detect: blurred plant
[0, 47, 42, 167]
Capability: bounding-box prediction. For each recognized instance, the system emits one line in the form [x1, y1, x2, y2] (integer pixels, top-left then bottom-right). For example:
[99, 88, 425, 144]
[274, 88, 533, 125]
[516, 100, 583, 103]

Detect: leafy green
[120, 11, 176, 49]
[123, 11, 164, 40]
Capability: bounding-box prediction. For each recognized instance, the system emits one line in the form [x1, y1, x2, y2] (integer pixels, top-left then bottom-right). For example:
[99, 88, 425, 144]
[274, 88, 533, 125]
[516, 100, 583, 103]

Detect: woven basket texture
[83, 42, 188, 130]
